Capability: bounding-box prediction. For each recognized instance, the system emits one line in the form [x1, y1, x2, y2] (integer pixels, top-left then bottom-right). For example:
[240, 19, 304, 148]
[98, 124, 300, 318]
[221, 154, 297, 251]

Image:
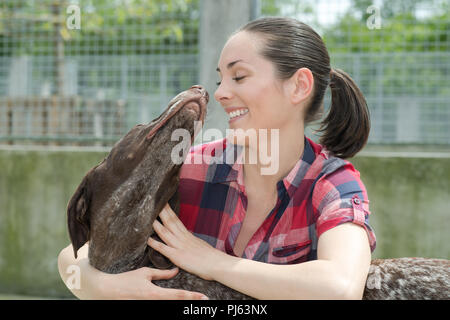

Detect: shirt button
[353, 198, 361, 205]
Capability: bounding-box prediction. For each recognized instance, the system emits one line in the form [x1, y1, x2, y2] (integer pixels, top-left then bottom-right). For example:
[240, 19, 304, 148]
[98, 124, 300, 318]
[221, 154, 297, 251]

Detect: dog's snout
[191, 85, 209, 103]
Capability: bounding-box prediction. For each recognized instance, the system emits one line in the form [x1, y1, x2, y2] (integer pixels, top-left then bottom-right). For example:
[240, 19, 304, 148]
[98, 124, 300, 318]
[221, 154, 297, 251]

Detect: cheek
[254, 90, 288, 125]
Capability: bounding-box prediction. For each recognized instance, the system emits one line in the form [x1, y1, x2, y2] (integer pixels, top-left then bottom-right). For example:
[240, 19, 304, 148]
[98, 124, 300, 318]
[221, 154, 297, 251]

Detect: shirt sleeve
[312, 163, 376, 253]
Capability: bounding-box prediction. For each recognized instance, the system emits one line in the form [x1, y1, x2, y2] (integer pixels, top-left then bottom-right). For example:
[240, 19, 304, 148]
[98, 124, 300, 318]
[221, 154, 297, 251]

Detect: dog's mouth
[145, 90, 208, 141]
[185, 101, 201, 117]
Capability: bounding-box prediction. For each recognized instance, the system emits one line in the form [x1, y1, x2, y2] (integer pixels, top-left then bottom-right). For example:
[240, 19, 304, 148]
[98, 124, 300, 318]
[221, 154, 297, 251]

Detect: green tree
[323, 0, 449, 53]
[319, 0, 449, 97]
[0, 0, 200, 56]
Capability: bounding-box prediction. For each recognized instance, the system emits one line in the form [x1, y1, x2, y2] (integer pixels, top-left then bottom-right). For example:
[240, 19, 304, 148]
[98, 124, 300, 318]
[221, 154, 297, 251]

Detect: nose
[191, 85, 203, 90]
[191, 85, 209, 102]
[214, 81, 232, 104]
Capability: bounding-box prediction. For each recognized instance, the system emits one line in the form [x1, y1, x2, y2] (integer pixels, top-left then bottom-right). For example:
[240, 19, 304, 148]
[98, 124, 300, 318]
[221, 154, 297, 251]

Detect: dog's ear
[67, 175, 91, 259]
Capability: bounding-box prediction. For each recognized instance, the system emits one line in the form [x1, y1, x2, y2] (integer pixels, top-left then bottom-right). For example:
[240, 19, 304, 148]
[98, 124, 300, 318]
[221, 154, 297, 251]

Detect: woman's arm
[57, 242, 209, 300]
[148, 204, 371, 299]
[211, 223, 371, 299]
[58, 242, 105, 299]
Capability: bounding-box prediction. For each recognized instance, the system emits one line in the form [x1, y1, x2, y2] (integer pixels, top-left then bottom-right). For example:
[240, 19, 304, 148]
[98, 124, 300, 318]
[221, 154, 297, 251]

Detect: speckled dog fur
[151, 256, 450, 300]
[363, 257, 449, 300]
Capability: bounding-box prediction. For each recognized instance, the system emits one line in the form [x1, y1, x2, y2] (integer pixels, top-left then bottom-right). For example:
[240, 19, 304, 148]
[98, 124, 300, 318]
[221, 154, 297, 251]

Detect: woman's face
[214, 31, 299, 143]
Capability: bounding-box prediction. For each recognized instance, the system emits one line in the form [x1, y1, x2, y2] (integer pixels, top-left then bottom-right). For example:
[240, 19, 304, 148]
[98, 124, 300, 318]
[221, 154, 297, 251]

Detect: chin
[225, 127, 256, 148]
[226, 133, 245, 146]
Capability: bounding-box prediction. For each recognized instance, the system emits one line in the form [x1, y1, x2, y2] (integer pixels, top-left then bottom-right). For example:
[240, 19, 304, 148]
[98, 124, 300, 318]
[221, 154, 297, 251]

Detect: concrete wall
[0, 148, 449, 298]
[351, 155, 450, 259]
[0, 148, 108, 298]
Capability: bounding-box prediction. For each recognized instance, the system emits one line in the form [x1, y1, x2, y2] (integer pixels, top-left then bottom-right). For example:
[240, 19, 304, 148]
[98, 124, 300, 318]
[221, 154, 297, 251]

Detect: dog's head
[67, 86, 208, 272]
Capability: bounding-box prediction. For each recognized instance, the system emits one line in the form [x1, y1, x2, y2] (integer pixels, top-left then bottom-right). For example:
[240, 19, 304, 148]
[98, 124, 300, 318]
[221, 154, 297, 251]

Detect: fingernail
[201, 295, 209, 300]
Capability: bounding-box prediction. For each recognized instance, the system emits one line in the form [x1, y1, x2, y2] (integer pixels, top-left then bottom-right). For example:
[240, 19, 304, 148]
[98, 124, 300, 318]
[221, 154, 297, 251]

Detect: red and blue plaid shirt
[178, 136, 376, 264]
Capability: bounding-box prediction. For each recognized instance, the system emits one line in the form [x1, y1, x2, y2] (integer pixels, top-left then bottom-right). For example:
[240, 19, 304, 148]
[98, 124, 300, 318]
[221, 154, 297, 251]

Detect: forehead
[217, 31, 264, 69]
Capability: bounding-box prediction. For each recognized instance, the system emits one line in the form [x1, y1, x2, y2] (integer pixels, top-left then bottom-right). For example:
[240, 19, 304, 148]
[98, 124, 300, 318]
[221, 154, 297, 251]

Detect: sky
[281, 0, 438, 31]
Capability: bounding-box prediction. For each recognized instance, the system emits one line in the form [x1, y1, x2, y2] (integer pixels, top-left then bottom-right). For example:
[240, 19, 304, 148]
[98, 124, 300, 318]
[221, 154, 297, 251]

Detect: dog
[363, 257, 449, 299]
[67, 85, 449, 299]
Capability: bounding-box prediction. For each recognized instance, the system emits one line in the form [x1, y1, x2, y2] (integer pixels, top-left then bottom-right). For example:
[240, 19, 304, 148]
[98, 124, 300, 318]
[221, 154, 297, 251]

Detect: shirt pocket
[269, 239, 312, 264]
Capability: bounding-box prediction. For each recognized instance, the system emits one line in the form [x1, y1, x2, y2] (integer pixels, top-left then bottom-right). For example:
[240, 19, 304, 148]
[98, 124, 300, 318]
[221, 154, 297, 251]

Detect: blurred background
[0, 0, 448, 299]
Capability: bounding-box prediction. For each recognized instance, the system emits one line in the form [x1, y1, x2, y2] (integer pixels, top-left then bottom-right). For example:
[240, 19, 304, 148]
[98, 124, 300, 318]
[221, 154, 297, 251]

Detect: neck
[242, 125, 305, 190]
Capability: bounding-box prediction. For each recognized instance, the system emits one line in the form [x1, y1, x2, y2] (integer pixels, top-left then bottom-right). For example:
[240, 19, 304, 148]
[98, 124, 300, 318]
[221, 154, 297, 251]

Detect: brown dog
[67, 85, 208, 272]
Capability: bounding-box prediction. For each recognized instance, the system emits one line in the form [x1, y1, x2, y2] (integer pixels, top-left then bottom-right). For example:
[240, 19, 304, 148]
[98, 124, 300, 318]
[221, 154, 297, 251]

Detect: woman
[58, 17, 376, 300]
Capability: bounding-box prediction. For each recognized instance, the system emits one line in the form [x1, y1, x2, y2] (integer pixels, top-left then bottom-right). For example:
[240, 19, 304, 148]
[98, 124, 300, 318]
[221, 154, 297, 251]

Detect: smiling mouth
[228, 108, 249, 119]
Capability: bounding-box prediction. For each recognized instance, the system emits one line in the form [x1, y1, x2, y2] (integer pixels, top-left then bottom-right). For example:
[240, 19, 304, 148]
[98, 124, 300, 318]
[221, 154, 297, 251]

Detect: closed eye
[233, 76, 246, 82]
[216, 76, 246, 86]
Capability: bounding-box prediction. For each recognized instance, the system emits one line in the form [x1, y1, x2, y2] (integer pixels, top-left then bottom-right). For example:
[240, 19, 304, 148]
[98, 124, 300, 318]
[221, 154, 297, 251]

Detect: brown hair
[238, 17, 370, 158]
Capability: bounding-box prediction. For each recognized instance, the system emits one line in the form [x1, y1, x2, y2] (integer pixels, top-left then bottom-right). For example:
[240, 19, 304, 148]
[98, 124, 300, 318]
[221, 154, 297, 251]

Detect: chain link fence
[0, 0, 449, 146]
[259, 0, 450, 145]
[0, 0, 199, 145]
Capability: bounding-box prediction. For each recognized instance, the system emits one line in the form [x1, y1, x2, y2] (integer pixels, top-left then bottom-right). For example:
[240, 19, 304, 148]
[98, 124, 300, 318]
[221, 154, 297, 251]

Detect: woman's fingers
[152, 286, 209, 300]
[159, 203, 189, 234]
[142, 267, 209, 300]
[146, 267, 179, 281]
[147, 236, 179, 266]
[152, 220, 179, 248]
[149, 203, 219, 281]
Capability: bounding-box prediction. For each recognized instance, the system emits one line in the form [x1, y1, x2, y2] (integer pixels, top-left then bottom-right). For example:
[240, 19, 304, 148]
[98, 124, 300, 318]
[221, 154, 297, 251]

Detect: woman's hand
[58, 243, 208, 300]
[98, 266, 209, 300]
[147, 203, 227, 281]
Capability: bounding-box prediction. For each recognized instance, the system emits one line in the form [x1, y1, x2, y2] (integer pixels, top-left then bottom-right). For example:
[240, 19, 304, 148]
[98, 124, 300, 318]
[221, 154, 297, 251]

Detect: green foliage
[323, 0, 449, 53]
[0, 0, 200, 56]
[320, 0, 450, 97]
[261, 0, 284, 15]
[74, 0, 199, 53]
[261, 0, 314, 17]
[1, 0, 448, 56]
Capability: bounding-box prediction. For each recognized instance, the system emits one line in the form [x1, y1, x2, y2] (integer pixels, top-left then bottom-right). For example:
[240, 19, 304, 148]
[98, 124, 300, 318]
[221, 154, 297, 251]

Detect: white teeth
[229, 108, 248, 119]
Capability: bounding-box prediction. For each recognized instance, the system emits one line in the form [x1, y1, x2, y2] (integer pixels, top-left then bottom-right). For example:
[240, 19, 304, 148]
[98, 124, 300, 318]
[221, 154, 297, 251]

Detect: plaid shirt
[178, 136, 376, 264]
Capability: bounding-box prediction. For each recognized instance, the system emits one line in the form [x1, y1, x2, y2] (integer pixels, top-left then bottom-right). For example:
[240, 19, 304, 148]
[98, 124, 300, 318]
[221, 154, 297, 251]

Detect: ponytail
[237, 18, 370, 158]
[318, 68, 370, 159]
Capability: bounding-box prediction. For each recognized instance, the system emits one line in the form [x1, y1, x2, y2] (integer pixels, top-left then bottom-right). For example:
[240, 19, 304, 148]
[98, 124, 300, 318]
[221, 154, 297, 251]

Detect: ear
[287, 67, 314, 105]
[67, 175, 91, 259]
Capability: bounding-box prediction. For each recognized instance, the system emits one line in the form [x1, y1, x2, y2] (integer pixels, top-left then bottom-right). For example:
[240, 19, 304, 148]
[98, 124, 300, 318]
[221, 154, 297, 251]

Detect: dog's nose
[191, 85, 209, 103]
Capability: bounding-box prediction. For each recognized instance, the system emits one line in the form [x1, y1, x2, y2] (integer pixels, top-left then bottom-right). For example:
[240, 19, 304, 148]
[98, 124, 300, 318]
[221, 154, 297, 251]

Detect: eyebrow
[216, 59, 243, 72]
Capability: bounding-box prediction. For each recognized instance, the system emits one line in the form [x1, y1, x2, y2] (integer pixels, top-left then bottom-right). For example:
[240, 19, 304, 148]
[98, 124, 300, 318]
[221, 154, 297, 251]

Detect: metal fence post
[198, 0, 253, 138]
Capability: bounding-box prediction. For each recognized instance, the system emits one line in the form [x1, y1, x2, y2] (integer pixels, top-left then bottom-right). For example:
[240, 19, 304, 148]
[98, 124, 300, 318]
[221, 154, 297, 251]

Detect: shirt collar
[211, 137, 321, 197]
[210, 140, 244, 184]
